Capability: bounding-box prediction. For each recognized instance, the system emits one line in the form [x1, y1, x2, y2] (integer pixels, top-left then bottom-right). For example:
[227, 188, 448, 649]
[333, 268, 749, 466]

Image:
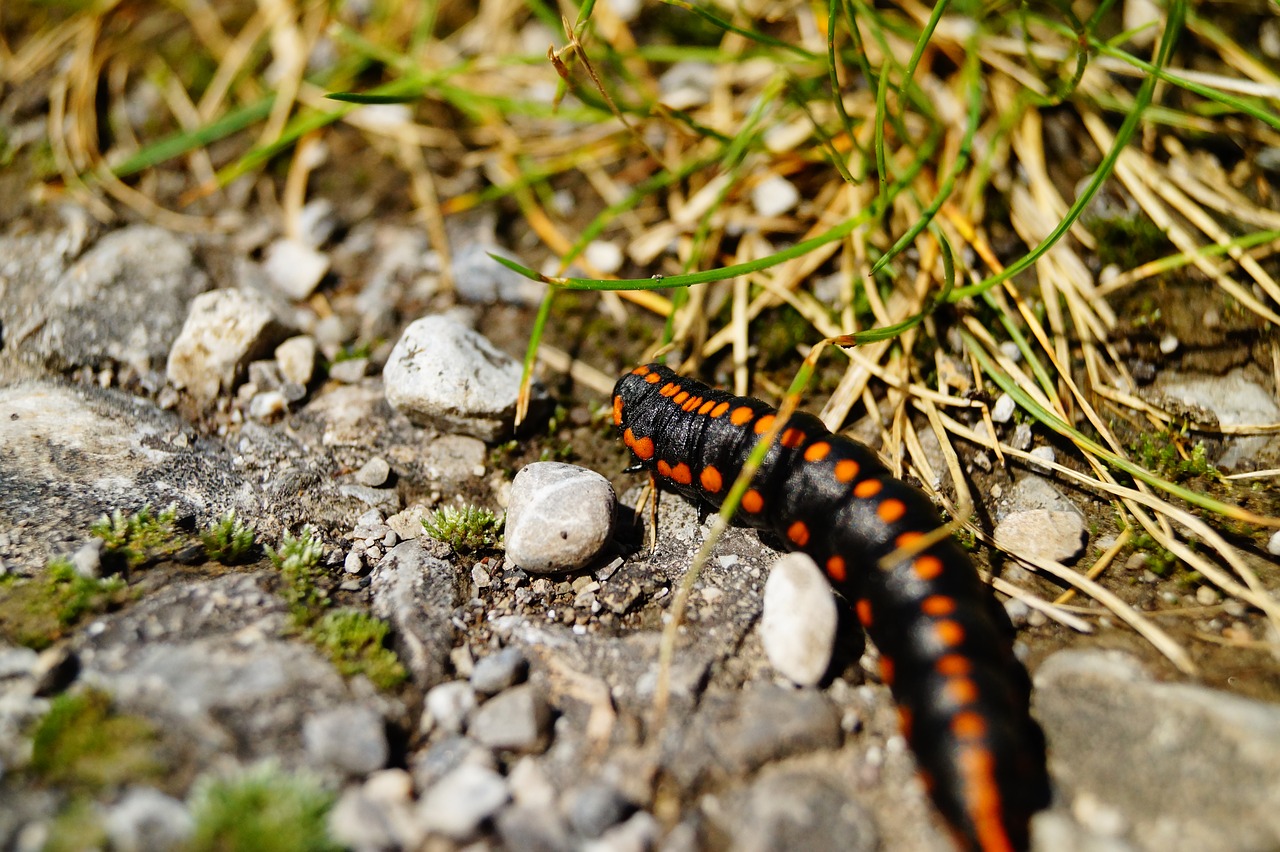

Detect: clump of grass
[201, 511, 257, 564]
[0, 560, 129, 650]
[187, 762, 339, 852]
[307, 610, 407, 690]
[1131, 431, 1222, 483]
[90, 503, 179, 570]
[42, 798, 107, 852]
[422, 505, 502, 553]
[28, 689, 165, 791]
[267, 526, 327, 624]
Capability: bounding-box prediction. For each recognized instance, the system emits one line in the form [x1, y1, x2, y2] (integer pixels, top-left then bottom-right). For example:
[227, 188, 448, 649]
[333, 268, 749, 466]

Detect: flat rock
[505, 463, 616, 574]
[303, 703, 390, 776]
[416, 763, 510, 840]
[0, 224, 209, 381]
[368, 540, 459, 688]
[469, 683, 553, 753]
[0, 380, 262, 567]
[761, 552, 837, 686]
[1153, 369, 1280, 470]
[1034, 649, 1280, 851]
[382, 315, 548, 441]
[706, 769, 877, 852]
[167, 287, 287, 403]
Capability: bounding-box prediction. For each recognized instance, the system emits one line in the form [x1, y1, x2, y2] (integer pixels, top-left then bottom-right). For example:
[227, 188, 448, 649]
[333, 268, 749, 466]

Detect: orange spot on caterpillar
[921, 595, 956, 616]
[673, 390, 690, 405]
[753, 414, 775, 434]
[730, 406, 755, 426]
[937, 654, 972, 676]
[957, 745, 1014, 852]
[670, 462, 692, 485]
[854, 479, 883, 498]
[834, 459, 859, 483]
[855, 596, 872, 626]
[632, 365, 650, 376]
[644, 371, 661, 384]
[827, 555, 847, 583]
[951, 711, 988, 738]
[913, 554, 943, 580]
[742, 488, 764, 513]
[786, 520, 810, 547]
[935, 619, 965, 647]
[632, 435, 655, 461]
[946, 677, 979, 705]
[656, 460, 672, 478]
[700, 466, 723, 493]
[612, 396, 625, 426]
[780, 428, 805, 448]
[710, 401, 731, 418]
[681, 395, 703, 412]
[877, 498, 906, 523]
[698, 399, 717, 415]
[804, 442, 831, 462]
[659, 383, 679, 397]
[880, 655, 895, 686]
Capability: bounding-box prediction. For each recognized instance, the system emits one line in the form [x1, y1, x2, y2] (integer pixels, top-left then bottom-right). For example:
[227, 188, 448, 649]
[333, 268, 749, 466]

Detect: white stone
[275, 335, 317, 386]
[416, 763, 510, 840]
[584, 240, 624, 275]
[761, 553, 837, 687]
[751, 175, 800, 218]
[263, 238, 330, 300]
[991, 392, 1017, 424]
[167, 288, 280, 402]
[505, 462, 616, 574]
[423, 680, 477, 735]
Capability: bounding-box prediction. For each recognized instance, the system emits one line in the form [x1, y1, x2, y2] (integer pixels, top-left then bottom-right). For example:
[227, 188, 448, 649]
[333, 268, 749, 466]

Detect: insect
[613, 362, 1048, 852]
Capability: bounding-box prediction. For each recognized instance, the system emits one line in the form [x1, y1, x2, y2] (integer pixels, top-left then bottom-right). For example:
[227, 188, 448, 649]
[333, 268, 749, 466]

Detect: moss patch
[28, 690, 166, 791]
[307, 610, 407, 690]
[188, 762, 339, 852]
[0, 561, 129, 650]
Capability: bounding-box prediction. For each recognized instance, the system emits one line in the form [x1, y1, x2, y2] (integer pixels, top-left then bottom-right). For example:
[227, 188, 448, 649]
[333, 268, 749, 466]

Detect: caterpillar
[613, 362, 1048, 852]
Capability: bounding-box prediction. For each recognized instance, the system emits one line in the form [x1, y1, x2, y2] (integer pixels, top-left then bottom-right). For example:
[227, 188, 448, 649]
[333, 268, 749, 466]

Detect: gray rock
[31, 645, 79, 697]
[303, 703, 389, 776]
[469, 683, 553, 753]
[354, 457, 392, 488]
[761, 553, 836, 687]
[423, 680, 477, 735]
[992, 392, 1017, 423]
[70, 538, 104, 579]
[275, 336, 317, 386]
[338, 484, 401, 515]
[329, 357, 368, 384]
[452, 243, 547, 307]
[505, 463, 616, 574]
[496, 804, 573, 852]
[1034, 649, 1280, 851]
[708, 770, 877, 852]
[994, 508, 1087, 564]
[382, 315, 548, 441]
[368, 540, 459, 688]
[581, 811, 660, 852]
[565, 783, 634, 838]
[0, 380, 261, 565]
[328, 770, 422, 852]
[344, 550, 365, 575]
[704, 684, 842, 776]
[167, 287, 286, 402]
[470, 646, 529, 696]
[1153, 369, 1280, 469]
[416, 763, 510, 840]
[409, 735, 496, 792]
[103, 787, 193, 852]
[263, 238, 329, 301]
[0, 224, 209, 380]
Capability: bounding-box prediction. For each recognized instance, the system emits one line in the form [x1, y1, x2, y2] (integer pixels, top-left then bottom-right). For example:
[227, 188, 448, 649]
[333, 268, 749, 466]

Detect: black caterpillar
[613, 363, 1048, 852]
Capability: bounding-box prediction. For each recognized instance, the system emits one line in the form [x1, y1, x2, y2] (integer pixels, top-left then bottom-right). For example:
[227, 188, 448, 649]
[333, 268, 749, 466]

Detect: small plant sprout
[267, 526, 327, 623]
[187, 761, 339, 852]
[89, 503, 179, 569]
[307, 610, 407, 690]
[421, 504, 502, 553]
[201, 511, 257, 564]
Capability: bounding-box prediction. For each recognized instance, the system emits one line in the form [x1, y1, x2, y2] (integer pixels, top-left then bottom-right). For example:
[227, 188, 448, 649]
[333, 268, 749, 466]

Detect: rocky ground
[2, 208, 1280, 852]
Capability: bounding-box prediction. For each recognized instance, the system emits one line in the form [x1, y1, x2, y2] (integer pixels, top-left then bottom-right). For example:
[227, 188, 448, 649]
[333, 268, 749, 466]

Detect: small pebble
[303, 704, 389, 776]
[468, 683, 552, 753]
[761, 553, 837, 687]
[344, 550, 365, 575]
[1159, 333, 1179, 355]
[994, 509, 1086, 564]
[329, 357, 368, 384]
[248, 390, 288, 420]
[263, 237, 330, 300]
[584, 241, 624, 275]
[104, 787, 194, 852]
[275, 335, 317, 386]
[354, 457, 391, 488]
[423, 680, 478, 735]
[751, 175, 800, 217]
[1268, 530, 1280, 557]
[1196, 585, 1220, 606]
[71, 538, 104, 579]
[471, 646, 529, 696]
[416, 763, 510, 840]
[991, 393, 1016, 424]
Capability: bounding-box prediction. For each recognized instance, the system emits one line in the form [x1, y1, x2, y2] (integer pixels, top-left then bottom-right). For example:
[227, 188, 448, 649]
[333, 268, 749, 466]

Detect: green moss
[1131, 430, 1222, 483]
[307, 610, 407, 690]
[188, 763, 339, 852]
[90, 503, 180, 570]
[201, 511, 258, 564]
[1086, 211, 1172, 269]
[0, 561, 129, 650]
[421, 505, 503, 553]
[43, 798, 107, 852]
[29, 690, 165, 791]
[1130, 533, 1181, 577]
[267, 526, 327, 625]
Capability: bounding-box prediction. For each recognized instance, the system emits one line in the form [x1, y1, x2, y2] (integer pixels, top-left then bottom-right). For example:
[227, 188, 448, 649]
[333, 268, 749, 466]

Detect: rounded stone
[761, 553, 838, 687]
[303, 703, 390, 776]
[383, 315, 548, 441]
[416, 763, 510, 840]
[505, 463, 616, 574]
